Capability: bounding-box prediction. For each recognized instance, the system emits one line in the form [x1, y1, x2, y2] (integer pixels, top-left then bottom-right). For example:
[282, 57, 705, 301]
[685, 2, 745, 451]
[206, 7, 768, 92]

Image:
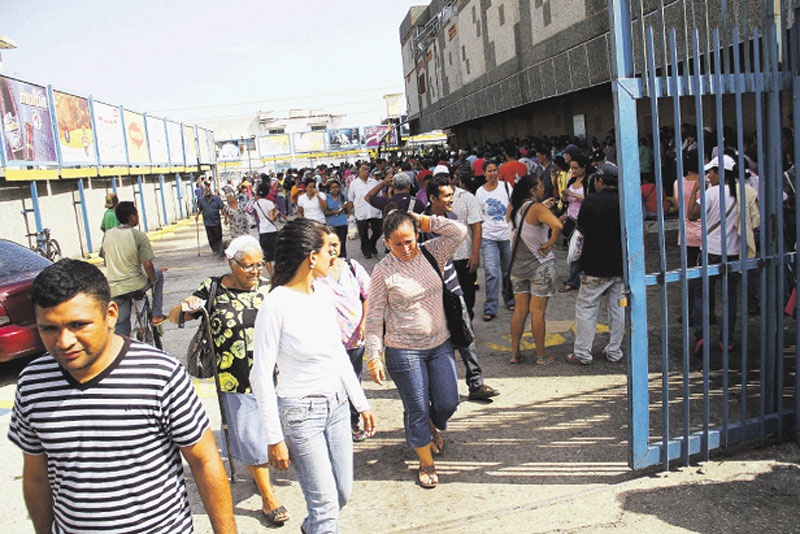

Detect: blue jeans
[385, 341, 459, 448]
[279, 390, 352, 534]
[113, 269, 164, 337]
[480, 238, 512, 316]
[346, 345, 364, 426]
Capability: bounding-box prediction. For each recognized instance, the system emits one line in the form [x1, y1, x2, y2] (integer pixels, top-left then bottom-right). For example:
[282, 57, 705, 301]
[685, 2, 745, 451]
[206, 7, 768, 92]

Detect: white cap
[433, 164, 450, 176]
[704, 154, 736, 172]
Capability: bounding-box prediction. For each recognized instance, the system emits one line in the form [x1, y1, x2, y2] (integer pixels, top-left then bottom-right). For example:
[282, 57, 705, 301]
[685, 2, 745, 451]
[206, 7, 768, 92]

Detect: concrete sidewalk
[1, 218, 798, 533]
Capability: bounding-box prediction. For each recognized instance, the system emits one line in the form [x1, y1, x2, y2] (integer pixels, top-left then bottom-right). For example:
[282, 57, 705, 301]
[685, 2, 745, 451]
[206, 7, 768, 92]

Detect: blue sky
[2, 1, 424, 125]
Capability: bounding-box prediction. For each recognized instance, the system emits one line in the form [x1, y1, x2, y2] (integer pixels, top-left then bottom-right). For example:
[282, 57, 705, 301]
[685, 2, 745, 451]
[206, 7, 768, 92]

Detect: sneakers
[351, 425, 368, 443]
[567, 353, 591, 366]
[468, 384, 500, 400]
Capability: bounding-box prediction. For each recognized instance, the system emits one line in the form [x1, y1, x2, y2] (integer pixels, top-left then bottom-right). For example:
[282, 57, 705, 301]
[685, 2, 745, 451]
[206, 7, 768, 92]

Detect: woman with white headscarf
[167, 235, 289, 526]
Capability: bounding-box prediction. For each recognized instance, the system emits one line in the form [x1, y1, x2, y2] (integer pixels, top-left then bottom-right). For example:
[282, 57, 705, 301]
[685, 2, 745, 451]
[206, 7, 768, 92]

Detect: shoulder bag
[182, 277, 221, 379]
[504, 201, 536, 303]
[420, 247, 474, 348]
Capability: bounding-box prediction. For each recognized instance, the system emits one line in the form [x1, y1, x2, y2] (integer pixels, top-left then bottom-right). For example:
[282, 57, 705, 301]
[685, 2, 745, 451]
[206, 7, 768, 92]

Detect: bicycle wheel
[45, 239, 62, 261]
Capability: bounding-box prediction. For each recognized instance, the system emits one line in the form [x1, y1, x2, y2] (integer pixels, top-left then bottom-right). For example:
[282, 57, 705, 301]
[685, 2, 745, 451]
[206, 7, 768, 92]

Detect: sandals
[482, 313, 495, 322]
[151, 315, 168, 326]
[558, 285, 575, 293]
[430, 428, 445, 455]
[418, 464, 438, 488]
[535, 355, 555, 366]
[264, 505, 289, 526]
[510, 354, 527, 364]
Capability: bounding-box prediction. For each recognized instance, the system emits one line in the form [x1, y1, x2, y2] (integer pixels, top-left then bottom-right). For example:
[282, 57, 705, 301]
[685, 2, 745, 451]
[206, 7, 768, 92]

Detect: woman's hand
[360, 411, 377, 438]
[368, 359, 385, 385]
[542, 198, 557, 209]
[538, 242, 555, 256]
[181, 296, 204, 312]
[268, 442, 290, 470]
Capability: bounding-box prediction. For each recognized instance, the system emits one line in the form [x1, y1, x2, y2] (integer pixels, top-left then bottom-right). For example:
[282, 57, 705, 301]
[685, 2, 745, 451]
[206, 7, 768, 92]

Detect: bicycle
[28, 227, 62, 262]
[131, 287, 163, 350]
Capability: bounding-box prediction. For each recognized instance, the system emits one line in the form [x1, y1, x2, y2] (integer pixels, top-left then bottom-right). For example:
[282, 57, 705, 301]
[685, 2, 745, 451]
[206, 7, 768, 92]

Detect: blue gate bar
[158, 174, 168, 226]
[136, 175, 148, 232]
[175, 173, 184, 219]
[30, 181, 43, 234]
[793, 0, 800, 444]
[77, 178, 93, 255]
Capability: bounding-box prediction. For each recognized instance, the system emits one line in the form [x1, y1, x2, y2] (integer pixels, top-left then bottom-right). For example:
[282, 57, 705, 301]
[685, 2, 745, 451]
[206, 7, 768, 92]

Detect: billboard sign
[52, 90, 96, 166]
[327, 128, 360, 150]
[183, 124, 198, 166]
[0, 76, 58, 165]
[292, 131, 326, 153]
[93, 101, 127, 165]
[257, 134, 291, 156]
[363, 125, 398, 148]
[165, 120, 184, 166]
[145, 115, 169, 166]
[122, 109, 150, 165]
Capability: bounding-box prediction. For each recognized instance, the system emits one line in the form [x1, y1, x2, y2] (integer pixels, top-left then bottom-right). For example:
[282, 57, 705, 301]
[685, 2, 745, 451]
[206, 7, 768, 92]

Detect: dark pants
[333, 225, 349, 258]
[204, 224, 223, 255]
[356, 218, 382, 256]
[694, 254, 740, 345]
[347, 345, 364, 426]
[453, 259, 477, 320]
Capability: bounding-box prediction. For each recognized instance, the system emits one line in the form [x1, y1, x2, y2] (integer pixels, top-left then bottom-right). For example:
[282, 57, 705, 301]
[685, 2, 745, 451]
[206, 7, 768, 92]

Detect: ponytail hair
[270, 218, 328, 290]
[382, 210, 417, 240]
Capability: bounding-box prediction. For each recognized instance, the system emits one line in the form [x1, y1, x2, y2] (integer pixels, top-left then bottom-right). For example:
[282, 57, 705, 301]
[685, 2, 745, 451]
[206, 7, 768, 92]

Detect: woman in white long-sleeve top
[251, 218, 376, 534]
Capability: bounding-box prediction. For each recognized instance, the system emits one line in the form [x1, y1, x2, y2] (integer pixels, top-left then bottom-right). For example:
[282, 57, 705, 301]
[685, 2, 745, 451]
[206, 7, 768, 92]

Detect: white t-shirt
[251, 285, 370, 445]
[451, 187, 484, 261]
[475, 181, 512, 241]
[254, 198, 278, 234]
[297, 192, 327, 224]
[698, 184, 740, 256]
[348, 177, 383, 220]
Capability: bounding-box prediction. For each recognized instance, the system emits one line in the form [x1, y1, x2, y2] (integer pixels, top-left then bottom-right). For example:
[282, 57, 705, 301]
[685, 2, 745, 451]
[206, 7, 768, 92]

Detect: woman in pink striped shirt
[365, 210, 467, 489]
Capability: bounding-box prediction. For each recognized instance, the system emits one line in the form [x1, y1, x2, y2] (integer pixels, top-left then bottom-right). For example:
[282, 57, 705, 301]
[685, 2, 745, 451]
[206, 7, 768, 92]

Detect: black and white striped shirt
[8, 339, 210, 533]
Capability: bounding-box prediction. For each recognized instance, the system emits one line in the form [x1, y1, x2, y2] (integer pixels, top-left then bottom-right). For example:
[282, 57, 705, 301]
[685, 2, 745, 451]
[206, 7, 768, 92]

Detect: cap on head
[704, 154, 736, 172]
[433, 164, 450, 176]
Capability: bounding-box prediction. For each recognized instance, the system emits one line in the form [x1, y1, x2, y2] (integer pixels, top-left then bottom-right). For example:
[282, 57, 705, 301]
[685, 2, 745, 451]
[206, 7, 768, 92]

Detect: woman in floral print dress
[168, 235, 289, 525]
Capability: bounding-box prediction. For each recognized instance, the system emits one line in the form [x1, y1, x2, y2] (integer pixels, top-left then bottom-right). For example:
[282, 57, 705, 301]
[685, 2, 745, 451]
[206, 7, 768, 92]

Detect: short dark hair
[31, 259, 111, 309]
[304, 177, 317, 187]
[427, 175, 453, 201]
[115, 201, 137, 225]
[482, 159, 498, 173]
[382, 210, 417, 240]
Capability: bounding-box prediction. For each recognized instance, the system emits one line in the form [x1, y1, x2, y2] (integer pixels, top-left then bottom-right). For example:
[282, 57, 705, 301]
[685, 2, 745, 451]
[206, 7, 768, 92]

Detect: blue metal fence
[609, 0, 799, 469]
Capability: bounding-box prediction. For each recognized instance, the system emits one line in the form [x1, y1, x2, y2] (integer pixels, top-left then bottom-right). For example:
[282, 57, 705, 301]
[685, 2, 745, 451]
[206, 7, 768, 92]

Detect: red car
[0, 239, 51, 362]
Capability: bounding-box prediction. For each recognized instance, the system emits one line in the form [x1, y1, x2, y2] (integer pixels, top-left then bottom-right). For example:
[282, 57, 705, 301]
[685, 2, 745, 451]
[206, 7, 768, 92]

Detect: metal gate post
[609, 0, 651, 469]
[136, 174, 148, 232]
[175, 173, 184, 219]
[29, 181, 43, 234]
[158, 174, 168, 226]
[77, 178, 93, 254]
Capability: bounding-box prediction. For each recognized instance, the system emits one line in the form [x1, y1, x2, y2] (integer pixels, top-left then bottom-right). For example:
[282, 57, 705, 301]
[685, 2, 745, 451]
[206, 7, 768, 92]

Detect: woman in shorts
[508, 175, 563, 364]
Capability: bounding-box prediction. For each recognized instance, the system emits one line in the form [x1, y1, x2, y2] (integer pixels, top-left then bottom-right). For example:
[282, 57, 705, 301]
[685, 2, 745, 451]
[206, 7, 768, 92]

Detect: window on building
[449, 52, 452, 65]
[499, 5, 505, 26]
[268, 128, 285, 134]
[466, 59, 471, 75]
[476, 22, 481, 37]
[472, 5, 476, 23]
[462, 45, 466, 61]
[310, 125, 326, 131]
[543, 1, 552, 26]
[418, 75, 426, 94]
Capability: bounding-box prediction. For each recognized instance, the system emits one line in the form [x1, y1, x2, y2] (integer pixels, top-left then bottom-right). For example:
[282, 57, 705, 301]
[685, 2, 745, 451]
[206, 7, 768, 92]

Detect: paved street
[1, 217, 799, 533]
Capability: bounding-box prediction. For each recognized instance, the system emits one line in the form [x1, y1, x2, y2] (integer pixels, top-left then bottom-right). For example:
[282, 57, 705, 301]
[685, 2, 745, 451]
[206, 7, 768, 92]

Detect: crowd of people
[8, 125, 778, 533]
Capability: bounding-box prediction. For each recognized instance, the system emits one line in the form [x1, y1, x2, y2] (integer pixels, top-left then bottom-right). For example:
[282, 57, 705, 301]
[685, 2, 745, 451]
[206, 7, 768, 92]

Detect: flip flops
[264, 505, 289, 526]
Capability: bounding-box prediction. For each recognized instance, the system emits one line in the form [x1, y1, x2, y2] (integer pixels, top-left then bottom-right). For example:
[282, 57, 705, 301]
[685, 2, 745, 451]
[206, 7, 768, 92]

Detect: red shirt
[498, 160, 528, 184]
[472, 158, 485, 177]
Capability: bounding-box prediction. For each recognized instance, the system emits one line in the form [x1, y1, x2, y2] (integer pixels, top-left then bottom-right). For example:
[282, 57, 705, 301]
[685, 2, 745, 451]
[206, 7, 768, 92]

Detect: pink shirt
[678, 177, 702, 247]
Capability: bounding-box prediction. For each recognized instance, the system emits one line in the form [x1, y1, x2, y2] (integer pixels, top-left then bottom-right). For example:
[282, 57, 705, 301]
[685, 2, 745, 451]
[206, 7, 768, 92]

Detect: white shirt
[297, 192, 327, 224]
[254, 198, 278, 234]
[348, 177, 382, 220]
[475, 181, 512, 241]
[251, 285, 370, 445]
[451, 187, 483, 261]
[698, 184, 740, 256]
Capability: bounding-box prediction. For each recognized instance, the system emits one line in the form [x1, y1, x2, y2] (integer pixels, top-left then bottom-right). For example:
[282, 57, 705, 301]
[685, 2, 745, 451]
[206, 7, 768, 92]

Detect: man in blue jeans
[475, 160, 514, 321]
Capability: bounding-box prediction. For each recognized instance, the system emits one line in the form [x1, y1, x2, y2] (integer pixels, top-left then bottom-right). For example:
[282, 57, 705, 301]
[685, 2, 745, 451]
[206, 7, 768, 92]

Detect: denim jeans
[385, 340, 459, 448]
[346, 345, 364, 426]
[453, 259, 477, 319]
[572, 275, 625, 363]
[279, 390, 352, 534]
[113, 269, 164, 337]
[693, 254, 740, 345]
[565, 260, 582, 289]
[452, 294, 483, 391]
[480, 238, 512, 316]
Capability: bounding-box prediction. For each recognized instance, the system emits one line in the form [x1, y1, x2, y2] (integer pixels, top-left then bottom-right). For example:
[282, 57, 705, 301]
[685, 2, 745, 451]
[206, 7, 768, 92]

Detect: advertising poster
[327, 128, 360, 150]
[53, 90, 96, 166]
[0, 76, 57, 164]
[216, 139, 240, 161]
[122, 109, 150, 165]
[93, 101, 127, 164]
[257, 134, 290, 156]
[197, 128, 212, 164]
[364, 125, 398, 148]
[206, 130, 217, 163]
[292, 131, 326, 153]
[165, 120, 184, 166]
[183, 124, 198, 165]
[145, 115, 169, 166]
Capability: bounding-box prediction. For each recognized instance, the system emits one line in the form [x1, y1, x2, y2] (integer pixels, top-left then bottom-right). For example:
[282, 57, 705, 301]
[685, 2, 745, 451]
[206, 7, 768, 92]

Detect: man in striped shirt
[8, 259, 236, 533]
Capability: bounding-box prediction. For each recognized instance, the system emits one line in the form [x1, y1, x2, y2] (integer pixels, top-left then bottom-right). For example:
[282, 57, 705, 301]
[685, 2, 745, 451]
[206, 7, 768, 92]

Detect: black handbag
[182, 277, 221, 379]
[421, 247, 474, 348]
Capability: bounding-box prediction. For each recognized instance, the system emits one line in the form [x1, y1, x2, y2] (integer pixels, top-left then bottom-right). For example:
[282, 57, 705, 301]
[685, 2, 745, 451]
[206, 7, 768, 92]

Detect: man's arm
[142, 259, 157, 285]
[467, 221, 481, 271]
[22, 453, 54, 534]
[365, 176, 391, 203]
[180, 429, 236, 534]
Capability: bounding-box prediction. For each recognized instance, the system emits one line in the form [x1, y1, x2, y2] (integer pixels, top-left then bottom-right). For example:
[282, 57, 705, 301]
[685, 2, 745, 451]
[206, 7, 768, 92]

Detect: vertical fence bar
[793, 0, 800, 445]
[136, 174, 148, 232]
[175, 173, 184, 219]
[158, 174, 168, 226]
[77, 178, 93, 255]
[30, 181, 43, 234]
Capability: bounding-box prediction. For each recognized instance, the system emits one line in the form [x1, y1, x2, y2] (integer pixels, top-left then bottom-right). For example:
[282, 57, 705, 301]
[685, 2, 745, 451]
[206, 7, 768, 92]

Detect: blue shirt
[326, 194, 348, 227]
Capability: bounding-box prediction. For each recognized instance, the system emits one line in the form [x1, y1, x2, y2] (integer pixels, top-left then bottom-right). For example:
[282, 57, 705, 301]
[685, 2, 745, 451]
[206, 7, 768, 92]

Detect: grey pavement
[1, 217, 799, 533]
